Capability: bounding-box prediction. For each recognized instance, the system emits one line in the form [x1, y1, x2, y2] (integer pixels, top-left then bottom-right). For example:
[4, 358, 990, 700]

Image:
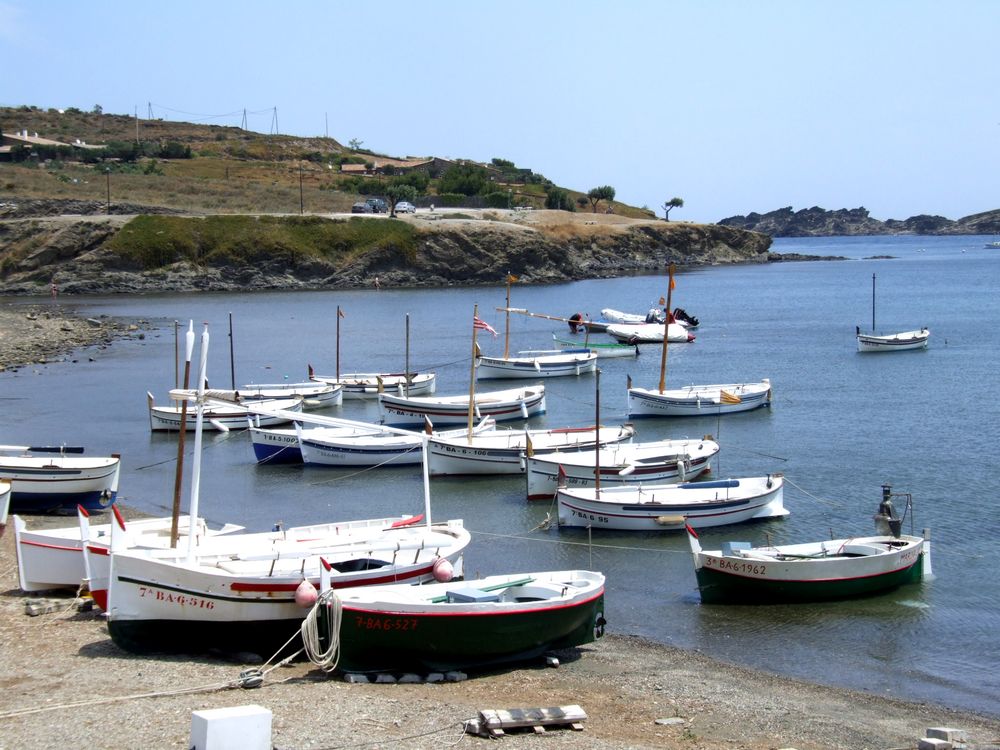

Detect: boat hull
[691, 535, 926, 603]
[476, 352, 597, 379]
[1, 455, 121, 513]
[557, 475, 786, 531]
[605, 323, 694, 344]
[239, 382, 343, 409]
[148, 395, 303, 431]
[105, 520, 470, 656]
[856, 329, 930, 353]
[627, 381, 772, 418]
[551, 336, 639, 358]
[300, 434, 423, 467]
[311, 372, 436, 399]
[327, 571, 606, 673]
[525, 438, 719, 499]
[378, 386, 546, 426]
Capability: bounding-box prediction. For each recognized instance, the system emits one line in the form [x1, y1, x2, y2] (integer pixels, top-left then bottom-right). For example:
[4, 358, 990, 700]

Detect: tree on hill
[662, 197, 684, 221]
[587, 185, 616, 213]
[384, 182, 417, 217]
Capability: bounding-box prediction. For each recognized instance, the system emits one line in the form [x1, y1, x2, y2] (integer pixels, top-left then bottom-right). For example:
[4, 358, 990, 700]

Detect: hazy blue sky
[2, 1, 997, 223]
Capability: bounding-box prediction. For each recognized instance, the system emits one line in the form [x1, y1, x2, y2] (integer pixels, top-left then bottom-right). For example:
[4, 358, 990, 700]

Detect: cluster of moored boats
[4, 271, 932, 675]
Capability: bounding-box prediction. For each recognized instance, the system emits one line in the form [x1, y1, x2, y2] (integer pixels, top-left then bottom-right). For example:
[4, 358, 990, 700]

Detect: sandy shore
[1, 307, 999, 748]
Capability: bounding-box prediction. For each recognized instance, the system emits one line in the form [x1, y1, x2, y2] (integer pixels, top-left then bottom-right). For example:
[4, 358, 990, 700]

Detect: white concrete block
[190, 704, 272, 750]
[918, 738, 952, 750]
[927, 728, 969, 743]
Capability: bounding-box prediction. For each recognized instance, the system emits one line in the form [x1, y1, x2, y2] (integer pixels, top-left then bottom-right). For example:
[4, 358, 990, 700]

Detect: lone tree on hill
[662, 197, 684, 221]
[587, 185, 616, 213]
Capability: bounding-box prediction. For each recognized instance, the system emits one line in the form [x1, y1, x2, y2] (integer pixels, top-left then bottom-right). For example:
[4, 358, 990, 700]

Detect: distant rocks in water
[719, 205, 1000, 237]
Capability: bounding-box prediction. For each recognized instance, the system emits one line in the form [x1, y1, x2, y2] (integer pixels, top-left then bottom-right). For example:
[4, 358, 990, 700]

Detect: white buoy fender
[433, 557, 454, 582]
[295, 578, 318, 608]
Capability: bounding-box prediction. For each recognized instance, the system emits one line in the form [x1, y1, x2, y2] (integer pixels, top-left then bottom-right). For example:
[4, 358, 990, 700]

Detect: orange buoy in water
[295, 579, 318, 607]
[432, 557, 454, 582]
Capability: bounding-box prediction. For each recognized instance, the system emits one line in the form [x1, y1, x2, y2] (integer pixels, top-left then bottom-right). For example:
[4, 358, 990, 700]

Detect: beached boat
[0, 445, 121, 513]
[147, 391, 304, 431]
[12, 510, 243, 594]
[427, 423, 636, 476]
[556, 474, 787, 531]
[305, 570, 606, 674]
[605, 322, 695, 344]
[856, 273, 930, 352]
[525, 437, 720, 499]
[379, 384, 546, 426]
[551, 335, 639, 358]
[238, 381, 343, 409]
[627, 379, 773, 417]
[0, 479, 10, 537]
[687, 484, 931, 603]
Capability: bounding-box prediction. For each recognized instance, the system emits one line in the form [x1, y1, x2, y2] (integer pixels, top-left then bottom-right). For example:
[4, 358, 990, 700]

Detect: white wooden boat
[476, 350, 597, 379]
[105, 517, 471, 656]
[379, 384, 546, 426]
[238, 381, 343, 409]
[856, 328, 929, 353]
[551, 335, 639, 358]
[688, 484, 931, 603]
[308, 570, 606, 674]
[627, 379, 772, 417]
[605, 322, 695, 344]
[427, 423, 636, 476]
[12, 510, 243, 594]
[249, 422, 385, 464]
[525, 437, 720, 499]
[856, 273, 930, 353]
[556, 474, 787, 531]
[299, 419, 495, 468]
[0, 479, 11, 537]
[0, 445, 121, 513]
[309, 369, 437, 398]
[601, 307, 699, 329]
[147, 391, 303, 431]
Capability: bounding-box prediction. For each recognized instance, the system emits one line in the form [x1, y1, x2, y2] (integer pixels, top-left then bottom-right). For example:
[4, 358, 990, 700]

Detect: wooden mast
[594, 367, 601, 496]
[658, 264, 676, 393]
[336, 304, 342, 380]
[467, 304, 480, 439]
[169, 321, 195, 547]
[503, 274, 513, 359]
[871, 273, 876, 333]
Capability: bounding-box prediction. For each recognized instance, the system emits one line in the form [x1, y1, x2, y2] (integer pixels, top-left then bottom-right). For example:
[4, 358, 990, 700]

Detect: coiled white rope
[301, 589, 342, 673]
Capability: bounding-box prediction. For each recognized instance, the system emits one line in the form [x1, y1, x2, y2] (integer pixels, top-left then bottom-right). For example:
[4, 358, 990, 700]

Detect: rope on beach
[301, 589, 342, 672]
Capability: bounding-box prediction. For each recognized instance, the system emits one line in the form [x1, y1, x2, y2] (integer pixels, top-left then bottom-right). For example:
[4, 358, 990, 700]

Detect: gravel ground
[1, 308, 999, 749]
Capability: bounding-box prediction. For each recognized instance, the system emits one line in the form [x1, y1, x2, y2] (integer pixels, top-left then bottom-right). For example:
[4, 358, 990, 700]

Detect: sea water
[2, 233, 997, 717]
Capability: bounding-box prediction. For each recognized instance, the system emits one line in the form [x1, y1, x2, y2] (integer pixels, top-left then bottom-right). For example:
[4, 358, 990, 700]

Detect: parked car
[365, 197, 388, 214]
[351, 201, 373, 214]
[396, 201, 416, 214]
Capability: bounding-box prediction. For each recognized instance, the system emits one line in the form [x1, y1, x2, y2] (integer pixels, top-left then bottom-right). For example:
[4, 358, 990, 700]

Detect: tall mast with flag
[658, 264, 676, 393]
[503, 272, 518, 359]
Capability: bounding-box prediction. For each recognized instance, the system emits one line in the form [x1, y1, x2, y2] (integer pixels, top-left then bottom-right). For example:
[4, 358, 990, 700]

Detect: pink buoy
[432, 557, 454, 582]
[295, 579, 318, 608]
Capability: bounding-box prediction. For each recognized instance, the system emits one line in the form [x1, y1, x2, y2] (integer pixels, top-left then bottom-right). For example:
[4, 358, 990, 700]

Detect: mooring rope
[301, 589, 342, 673]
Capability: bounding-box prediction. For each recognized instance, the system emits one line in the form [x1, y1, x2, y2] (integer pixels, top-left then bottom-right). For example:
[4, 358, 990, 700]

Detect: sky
[1, 0, 997, 224]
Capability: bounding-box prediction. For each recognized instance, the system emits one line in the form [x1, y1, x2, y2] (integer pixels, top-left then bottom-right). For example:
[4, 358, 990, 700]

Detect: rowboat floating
[238, 381, 343, 409]
[525, 437, 720, 500]
[551, 335, 639, 359]
[476, 350, 597, 379]
[0, 444, 121, 513]
[856, 273, 930, 353]
[556, 474, 787, 532]
[605, 322, 695, 344]
[147, 391, 304, 431]
[687, 484, 932, 603]
[627, 379, 773, 418]
[379, 385, 546, 426]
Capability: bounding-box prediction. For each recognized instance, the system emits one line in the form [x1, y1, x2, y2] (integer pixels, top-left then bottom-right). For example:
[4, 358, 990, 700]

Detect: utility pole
[105, 168, 111, 215]
[325, 112, 328, 139]
[134, 106, 139, 144]
[299, 164, 304, 214]
[241, 108, 247, 130]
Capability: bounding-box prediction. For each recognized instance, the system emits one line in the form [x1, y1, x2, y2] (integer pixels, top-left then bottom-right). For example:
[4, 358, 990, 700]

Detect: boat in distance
[687, 484, 931, 603]
[605, 322, 695, 344]
[238, 381, 343, 409]
[310, 570, 606, 674]
[309, 366, 437, 399]
[476, 350, 597, 379]
[378, 384, 546, 426]
[147, 391, 304, 431]
[551, 335, 639, 358]
[525, 437, 719, 499]
[627, 379, 772, 418]
[427, 423, 637, 476]
[856, 327, 930, 352]
[556, 474, 787, 531]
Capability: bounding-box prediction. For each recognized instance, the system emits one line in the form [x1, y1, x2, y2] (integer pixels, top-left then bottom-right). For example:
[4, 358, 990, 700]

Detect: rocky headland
[0, 199, 774, 296]
[719, 205, 1000, 237]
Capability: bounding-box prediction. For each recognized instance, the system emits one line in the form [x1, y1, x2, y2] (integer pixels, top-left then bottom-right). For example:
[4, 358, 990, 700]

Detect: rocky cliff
[719, 206, 1000, 237]
[0, 201, 773, 295]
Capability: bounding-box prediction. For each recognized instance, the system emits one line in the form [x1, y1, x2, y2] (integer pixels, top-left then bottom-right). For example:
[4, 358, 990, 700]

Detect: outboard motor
[874, 484, 902, 537]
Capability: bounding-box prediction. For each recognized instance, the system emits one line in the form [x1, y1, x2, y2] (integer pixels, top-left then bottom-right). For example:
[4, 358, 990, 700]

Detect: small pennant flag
[473, 316, 498, 337]
[685, 522, 698, 538]
[507, 273, 519, 283]
[337, 307, 345, 319]
[525, 433, 534, 457]
[626, 374, 633, 390]
[424, 415, 434, 435]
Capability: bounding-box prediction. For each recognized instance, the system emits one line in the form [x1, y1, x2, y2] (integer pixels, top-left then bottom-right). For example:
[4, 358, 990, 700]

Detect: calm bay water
[2, 234, 998, 717]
